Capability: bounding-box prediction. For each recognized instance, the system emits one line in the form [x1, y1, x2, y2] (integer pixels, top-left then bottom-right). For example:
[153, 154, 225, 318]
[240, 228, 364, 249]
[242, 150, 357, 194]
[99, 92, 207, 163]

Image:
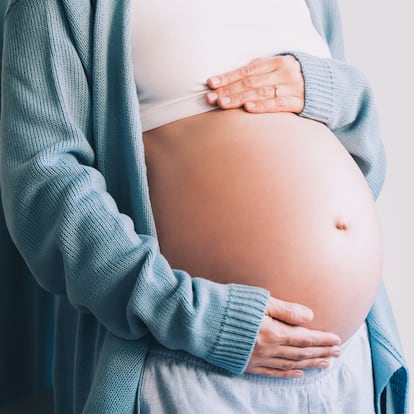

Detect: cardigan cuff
[205, 284, 269, 374]
[281, 51, 339, 127]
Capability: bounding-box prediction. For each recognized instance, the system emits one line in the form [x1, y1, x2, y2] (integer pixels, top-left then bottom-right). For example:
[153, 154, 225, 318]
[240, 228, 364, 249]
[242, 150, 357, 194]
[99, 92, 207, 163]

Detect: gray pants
[139, 322, 375, 413]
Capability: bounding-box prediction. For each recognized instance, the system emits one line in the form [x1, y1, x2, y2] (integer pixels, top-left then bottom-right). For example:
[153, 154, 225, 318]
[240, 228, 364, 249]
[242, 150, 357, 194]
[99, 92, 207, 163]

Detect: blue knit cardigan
[0, 0, 409, 412]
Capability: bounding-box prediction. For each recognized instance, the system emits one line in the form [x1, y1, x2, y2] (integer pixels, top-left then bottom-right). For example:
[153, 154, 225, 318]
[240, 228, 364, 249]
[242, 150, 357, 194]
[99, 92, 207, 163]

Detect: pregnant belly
[143, 110, 383, 341]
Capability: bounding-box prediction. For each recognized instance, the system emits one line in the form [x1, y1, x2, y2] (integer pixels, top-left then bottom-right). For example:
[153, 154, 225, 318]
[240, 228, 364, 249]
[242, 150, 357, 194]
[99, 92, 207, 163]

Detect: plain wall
[337, 0, 413, 405]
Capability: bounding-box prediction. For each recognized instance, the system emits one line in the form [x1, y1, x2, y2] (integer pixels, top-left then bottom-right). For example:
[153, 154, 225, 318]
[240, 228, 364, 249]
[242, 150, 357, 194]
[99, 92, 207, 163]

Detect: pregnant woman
[134, 1, 381, 412]
[0, 0, 408, 413]
[136, 0, 382, 343]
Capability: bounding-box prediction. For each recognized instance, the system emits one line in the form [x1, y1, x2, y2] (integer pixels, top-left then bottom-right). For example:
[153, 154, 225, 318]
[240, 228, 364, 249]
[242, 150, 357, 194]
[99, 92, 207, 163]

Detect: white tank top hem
[131, 0, 331, 132]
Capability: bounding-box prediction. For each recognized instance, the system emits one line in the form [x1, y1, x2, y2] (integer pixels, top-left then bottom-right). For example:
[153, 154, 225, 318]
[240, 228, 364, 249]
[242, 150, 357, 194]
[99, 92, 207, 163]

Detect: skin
[206, 55, 305, 114]
[209, 55, 341, 377]
[246, 297, 341, 377]
[146, 55, 345, 378]
[145, 107, 381, 345]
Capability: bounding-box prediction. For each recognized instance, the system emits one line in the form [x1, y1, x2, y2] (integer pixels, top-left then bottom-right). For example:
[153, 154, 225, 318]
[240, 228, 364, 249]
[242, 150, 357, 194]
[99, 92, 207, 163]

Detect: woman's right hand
[246, 297, 342, 378]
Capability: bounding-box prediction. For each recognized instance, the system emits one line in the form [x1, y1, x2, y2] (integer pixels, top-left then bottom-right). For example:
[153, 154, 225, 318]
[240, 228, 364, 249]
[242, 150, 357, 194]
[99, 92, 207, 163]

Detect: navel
[335, 219, 349, 231]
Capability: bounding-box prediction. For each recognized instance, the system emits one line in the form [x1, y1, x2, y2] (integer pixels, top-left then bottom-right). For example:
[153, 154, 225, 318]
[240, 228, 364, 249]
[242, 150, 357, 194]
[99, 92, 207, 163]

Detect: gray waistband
[147, 322, 369, 386]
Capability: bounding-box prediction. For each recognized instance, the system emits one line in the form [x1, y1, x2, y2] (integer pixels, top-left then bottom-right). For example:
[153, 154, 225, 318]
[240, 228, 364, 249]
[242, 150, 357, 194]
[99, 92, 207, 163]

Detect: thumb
[266, 297, 314, 325]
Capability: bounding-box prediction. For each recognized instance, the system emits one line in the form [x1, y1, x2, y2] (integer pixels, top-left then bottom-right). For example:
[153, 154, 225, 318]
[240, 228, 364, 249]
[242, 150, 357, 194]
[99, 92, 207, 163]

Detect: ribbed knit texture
[295, 51, 386, 199]
[0, 0, 408, 413]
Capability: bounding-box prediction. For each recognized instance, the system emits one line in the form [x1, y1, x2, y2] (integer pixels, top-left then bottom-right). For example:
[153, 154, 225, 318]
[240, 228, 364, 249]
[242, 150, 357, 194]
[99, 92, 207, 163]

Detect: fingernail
[332, 347, 341, 357]
[293, 371, 303, 378]
[320, 361, 329, 368]
[220, 96, 231, 105]
[333, 336, 342, 345]
[207, 92, 218, 104]
[298, 306, 313, 321]
[209, 77, 221, 86]
[245, 102, 256, 109]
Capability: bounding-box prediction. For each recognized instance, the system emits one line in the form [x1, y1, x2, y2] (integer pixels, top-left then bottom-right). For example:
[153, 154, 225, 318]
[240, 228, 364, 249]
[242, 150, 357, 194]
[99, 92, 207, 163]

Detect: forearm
[0, 0, 269, 374]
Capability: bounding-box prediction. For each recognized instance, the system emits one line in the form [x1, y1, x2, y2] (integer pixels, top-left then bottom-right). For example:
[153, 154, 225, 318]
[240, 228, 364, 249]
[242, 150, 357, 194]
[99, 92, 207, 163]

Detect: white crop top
[131, 0, 331, 132]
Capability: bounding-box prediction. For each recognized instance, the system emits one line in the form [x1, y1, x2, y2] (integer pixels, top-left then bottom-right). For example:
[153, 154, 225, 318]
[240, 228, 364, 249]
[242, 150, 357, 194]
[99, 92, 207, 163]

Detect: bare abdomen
[144, 111, 383, 341]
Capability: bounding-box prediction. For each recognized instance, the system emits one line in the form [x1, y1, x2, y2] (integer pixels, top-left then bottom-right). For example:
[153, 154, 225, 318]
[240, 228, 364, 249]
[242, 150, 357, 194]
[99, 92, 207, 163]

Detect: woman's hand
[246, 297, 342, 378]
[206, 55, 304, 114]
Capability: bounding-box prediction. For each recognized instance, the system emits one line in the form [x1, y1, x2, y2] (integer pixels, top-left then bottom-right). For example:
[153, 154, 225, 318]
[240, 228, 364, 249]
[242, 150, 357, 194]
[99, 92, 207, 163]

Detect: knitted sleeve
[289, 0, 386, 200]
[0, 1, 269, 374]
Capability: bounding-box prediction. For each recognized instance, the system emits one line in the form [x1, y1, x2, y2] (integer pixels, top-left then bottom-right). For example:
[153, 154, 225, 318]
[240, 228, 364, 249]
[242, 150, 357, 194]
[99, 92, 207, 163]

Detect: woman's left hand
[206, 55, 304, 114]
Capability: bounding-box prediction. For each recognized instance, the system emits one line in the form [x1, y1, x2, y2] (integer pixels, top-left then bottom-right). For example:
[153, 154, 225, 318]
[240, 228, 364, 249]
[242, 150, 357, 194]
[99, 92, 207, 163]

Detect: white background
[337, 0, 414, 405]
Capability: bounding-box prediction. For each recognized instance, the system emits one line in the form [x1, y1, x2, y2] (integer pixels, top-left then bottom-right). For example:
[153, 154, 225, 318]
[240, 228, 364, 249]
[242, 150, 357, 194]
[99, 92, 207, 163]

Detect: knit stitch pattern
[0, 0, 408, 413]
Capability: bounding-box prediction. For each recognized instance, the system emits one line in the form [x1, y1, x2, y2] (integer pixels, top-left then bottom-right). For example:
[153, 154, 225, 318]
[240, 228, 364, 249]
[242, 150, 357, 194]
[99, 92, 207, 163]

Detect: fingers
[272, 344, 341, 361]
[246, 366, 305, 378]
[206, 73, 302, 105]
[278, 325, 341, 348]
[265, 296, 314, 325]
[246, 356, 333, 378]
[263, 299, 342, 346]
[205, 55, 304, 114]
[206, 58, 277, 89]
[207, 55, 299, 89]
[244, 95, 305, 114]
[246, 341, 340, 378]
[206, 84, 278, 107]
[207, 70, 294, 101]
[206, 84, 304, 114]
[254, 316, 341, 354]
[247, 315, 342, 378]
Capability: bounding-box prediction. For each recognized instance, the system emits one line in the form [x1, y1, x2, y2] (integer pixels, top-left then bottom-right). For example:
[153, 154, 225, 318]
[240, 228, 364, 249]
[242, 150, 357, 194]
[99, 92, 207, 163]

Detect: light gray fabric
[140, 323, 375, 414]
